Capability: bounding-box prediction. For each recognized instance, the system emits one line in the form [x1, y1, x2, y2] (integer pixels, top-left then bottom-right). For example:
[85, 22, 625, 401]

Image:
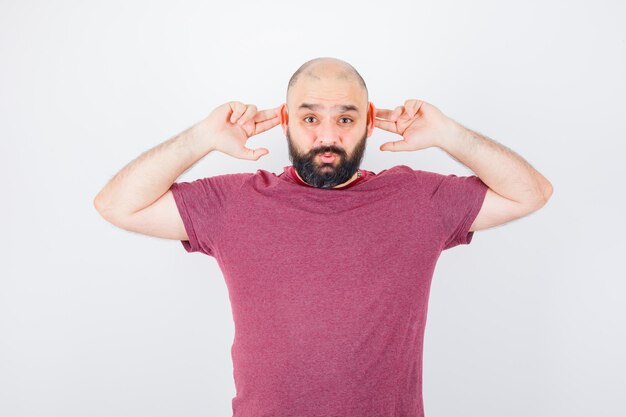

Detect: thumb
[240, 146, 270, 160]
[380, 140, 411, 152]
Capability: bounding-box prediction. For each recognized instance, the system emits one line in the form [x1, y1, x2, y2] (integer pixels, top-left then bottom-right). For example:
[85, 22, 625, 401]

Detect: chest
[218, 190, 442, 298]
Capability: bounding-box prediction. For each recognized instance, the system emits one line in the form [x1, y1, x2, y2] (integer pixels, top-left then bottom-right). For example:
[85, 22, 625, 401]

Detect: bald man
[94, 57, 553, 417]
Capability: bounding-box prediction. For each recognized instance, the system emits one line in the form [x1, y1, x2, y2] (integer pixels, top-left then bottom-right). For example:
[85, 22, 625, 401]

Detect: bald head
[286, 57, 368, 105]
[280, 57, 375, 189]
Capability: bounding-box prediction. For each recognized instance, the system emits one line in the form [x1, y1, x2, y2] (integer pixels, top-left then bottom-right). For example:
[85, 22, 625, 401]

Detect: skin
[278, 61, 377, 189]
[94, 59, 553, 241]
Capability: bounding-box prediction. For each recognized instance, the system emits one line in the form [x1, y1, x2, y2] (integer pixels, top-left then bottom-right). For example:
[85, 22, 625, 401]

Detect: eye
[302, 116, 353, 124]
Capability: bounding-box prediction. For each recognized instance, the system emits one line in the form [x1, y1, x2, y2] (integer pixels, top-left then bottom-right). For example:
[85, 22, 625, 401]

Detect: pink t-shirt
[169, 164, 488, 417]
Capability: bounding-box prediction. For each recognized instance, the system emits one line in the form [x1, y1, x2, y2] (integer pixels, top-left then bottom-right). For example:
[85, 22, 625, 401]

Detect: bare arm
[375, 99, 553, 233]
[438, 122, 553, 232]
[440, 123, 553, 207]
[93, 101, 280, 240]
[93, 123, 212, 219]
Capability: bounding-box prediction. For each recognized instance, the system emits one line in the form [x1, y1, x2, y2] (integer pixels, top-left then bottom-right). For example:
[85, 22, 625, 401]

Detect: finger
[237, 104, 257, 126]
[392, 106, 404, 121]
[374, 118, 398, 133]
[253, 107, 281, 123]
[374, 108, 394, 120]
[404, 100, 417, 118]
[380, 139, 412, 152]
[253, 115, 281, 135]
[239, 145, 270, 161]
[374, 106, 405, 121]
[229, 101, 247, 123]
[404, 99, 424, 118]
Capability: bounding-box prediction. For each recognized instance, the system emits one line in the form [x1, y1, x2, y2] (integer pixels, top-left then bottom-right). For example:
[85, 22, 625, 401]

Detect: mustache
[311, 146, 345, 156]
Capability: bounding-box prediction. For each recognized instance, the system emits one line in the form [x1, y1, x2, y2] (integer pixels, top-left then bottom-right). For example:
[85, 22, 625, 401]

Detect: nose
[315, 119, 341, 149]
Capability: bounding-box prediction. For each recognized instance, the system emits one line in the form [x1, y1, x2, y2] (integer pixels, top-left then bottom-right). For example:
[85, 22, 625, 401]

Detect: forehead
[297, 102, 360, 113]
[289, 77, 366, 113]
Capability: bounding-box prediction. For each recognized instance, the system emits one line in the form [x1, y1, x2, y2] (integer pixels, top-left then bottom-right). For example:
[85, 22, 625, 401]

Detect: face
[286, 124, 368, 188]
[280, 76, 376, 189]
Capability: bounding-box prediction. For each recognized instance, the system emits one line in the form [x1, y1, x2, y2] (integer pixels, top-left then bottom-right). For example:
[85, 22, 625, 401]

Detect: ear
[279, 103, 289, 135]
[367, 101, 376, 138]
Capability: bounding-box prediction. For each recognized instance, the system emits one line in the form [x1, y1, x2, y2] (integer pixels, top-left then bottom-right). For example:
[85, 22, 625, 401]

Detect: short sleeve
[169, 173, 251, 256]
[414, 169, 489, 251]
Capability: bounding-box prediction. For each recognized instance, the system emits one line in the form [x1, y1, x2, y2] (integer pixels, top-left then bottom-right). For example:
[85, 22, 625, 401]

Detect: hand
[197, 101, 281, 160]
[374, 99, 458, 152]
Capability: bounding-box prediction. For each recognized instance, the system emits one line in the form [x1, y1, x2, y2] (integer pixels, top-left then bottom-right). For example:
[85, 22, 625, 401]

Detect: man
[94, 57, 553, 417]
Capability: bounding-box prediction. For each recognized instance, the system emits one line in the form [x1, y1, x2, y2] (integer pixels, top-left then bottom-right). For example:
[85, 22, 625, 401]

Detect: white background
[1, 0, 625, 416]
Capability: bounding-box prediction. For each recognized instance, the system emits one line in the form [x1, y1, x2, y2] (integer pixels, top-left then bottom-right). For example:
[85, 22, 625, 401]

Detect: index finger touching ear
[374, 108, 395, 120]
[254, 107, 281, 122]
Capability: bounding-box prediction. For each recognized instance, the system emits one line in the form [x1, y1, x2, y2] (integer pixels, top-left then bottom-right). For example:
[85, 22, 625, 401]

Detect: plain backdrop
[1, 0, 625, 416]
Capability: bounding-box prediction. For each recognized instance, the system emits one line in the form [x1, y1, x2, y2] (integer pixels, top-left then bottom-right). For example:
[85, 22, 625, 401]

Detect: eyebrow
[297, 103, 359, 113]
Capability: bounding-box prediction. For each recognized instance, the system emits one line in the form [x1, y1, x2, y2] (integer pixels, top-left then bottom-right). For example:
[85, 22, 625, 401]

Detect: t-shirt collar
[282, 165, 368, 190]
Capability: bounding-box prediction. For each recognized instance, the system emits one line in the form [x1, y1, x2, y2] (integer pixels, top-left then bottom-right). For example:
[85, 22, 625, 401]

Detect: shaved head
[281, 57, 374, 189]
[286, 57, 368, 105]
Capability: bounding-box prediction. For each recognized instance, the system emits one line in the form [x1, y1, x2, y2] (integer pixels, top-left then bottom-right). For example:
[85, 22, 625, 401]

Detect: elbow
[524, 179, 553, 211]
[93, 193, 108, 215]
[93, 195, 102, 212]
[542, 180, 554, 204]
[527, 181, 553, 211]
[93, 193, 135, 227]
[93, 193, 118, 221]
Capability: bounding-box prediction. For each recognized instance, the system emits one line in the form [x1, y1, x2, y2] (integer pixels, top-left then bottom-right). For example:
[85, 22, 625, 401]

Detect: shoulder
[371, 164, 418, 179]
[205, 168, 286, 192]
[189, 171, 256, 190]
[372, 165, 446, 188]
[374, 164, 446, 178]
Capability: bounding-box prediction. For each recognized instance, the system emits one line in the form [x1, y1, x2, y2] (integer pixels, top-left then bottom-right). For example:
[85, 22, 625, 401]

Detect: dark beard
[286, 126, 368, 189]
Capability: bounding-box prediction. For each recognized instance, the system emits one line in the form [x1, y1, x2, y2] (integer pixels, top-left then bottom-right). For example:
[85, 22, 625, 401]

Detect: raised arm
[93, 101, 280, 240]
[375, 99, 553, 232]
